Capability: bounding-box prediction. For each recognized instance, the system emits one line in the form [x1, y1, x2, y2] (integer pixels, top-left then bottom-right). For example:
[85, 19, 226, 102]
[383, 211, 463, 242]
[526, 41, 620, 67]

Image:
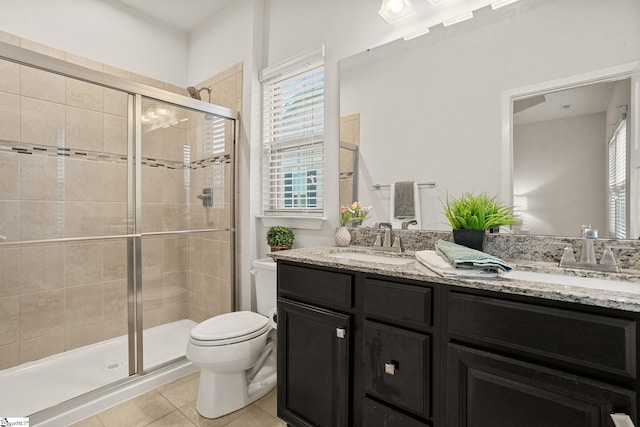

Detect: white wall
[339, 0, 640, 230]
[188, 0, 256, 85]
[0, 0, 188, 85]
[513, 112, 607, 236]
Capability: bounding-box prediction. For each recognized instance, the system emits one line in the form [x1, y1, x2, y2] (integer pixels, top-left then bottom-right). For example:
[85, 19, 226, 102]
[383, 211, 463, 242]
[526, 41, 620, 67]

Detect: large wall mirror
[339, 0, 639, 239]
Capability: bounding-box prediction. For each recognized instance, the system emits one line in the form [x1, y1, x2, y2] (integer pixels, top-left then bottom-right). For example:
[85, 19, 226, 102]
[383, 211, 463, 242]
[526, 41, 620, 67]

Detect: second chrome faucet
[559, 226, 620, 273]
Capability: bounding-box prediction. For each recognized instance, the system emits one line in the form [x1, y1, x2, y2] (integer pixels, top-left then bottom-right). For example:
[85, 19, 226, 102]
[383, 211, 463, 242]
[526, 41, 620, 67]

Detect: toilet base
[195, 363, 277, 419]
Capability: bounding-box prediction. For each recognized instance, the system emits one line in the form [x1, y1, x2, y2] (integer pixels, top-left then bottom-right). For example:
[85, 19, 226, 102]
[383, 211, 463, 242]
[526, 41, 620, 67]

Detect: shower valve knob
[197, 188, 213, 207]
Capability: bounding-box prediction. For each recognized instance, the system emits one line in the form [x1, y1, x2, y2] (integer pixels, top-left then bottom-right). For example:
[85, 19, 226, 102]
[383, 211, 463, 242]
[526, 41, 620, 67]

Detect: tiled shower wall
[0, 31, 241, 370]
[339, 113, 360, 207]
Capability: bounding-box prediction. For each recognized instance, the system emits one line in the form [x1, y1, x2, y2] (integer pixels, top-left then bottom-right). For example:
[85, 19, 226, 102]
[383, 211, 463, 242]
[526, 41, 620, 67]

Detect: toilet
[186, 257, 277, 419]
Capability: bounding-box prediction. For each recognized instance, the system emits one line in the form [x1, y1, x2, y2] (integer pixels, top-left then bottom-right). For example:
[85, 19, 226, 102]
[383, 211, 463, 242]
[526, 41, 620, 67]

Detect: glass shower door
[0, 61, 132, 415]
[138, 97, 234, 372]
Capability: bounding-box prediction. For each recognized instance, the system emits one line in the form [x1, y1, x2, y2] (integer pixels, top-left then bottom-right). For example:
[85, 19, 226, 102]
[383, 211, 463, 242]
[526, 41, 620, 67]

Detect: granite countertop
[270, 246, 640, 313]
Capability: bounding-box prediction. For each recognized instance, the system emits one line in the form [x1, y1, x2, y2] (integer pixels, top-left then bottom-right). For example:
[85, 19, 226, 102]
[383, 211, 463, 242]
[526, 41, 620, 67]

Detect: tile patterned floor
[70, 371, 286, 427]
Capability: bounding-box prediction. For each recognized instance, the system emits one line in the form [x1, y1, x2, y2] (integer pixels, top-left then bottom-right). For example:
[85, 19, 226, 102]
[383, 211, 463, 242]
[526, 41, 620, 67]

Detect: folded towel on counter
[393, 181, 416, 218]
[435, 239, 513, 272]
[415, 250, 499, 278]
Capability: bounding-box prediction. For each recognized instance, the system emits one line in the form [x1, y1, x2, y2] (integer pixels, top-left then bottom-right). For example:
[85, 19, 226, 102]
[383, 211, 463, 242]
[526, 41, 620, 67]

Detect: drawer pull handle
[336, 327, 346, 339]
[384, 362, 398, 375]
[611, 413, 635, 427]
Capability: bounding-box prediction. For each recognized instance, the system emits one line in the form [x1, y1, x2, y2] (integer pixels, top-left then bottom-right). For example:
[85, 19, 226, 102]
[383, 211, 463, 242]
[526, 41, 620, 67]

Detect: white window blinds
[261, 47, 325, 216]
[608, 119, 627, 239]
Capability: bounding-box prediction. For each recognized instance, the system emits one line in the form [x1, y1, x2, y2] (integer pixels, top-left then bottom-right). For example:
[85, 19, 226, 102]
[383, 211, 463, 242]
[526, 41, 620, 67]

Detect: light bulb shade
[379, 0, 416, 24]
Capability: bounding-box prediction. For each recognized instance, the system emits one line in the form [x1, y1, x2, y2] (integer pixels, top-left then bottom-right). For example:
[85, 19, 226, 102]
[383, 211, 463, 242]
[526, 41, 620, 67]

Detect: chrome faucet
[373, 223, 403, 252]
[401, 219, 418, 230]
[559, 226, 620, 273]
[379, 223, 393, 247]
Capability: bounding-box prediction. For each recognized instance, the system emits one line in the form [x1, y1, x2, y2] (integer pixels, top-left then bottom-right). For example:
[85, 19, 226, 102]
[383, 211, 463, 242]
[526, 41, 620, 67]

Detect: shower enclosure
[0, 41, 237, 422]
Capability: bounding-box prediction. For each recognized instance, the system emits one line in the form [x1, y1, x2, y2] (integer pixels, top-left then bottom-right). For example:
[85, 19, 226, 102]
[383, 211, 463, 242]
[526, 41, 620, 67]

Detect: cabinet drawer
[364, 279, 433, 328]
[278, 263, 353, 310]
[363, 398, 428, 427]
[363, 321, 431, 419]
[448, 292, 636, 378]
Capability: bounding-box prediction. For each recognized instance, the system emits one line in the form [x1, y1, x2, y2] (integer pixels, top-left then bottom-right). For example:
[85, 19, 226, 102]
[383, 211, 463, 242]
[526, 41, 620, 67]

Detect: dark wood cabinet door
[277, 298, 351, 427]
[447, 343, 636, 427]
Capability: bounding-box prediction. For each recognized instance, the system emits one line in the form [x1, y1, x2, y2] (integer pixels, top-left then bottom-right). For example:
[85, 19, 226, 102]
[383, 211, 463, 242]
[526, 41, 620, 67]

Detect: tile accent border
[0, 139, 231, 169]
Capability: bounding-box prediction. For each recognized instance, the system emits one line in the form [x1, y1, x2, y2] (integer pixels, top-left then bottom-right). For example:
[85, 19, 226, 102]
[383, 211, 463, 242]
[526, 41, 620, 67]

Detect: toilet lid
[190, 311, 269, 342]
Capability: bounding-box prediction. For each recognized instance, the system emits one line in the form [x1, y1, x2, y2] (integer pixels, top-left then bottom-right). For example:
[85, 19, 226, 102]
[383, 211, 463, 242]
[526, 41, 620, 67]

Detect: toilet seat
[190, 311, 270, 346]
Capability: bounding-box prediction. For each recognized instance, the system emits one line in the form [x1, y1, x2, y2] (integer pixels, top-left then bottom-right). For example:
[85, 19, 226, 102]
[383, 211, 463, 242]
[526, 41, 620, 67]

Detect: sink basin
[328, 252, 414, 266]
[503, 270, 640, 295]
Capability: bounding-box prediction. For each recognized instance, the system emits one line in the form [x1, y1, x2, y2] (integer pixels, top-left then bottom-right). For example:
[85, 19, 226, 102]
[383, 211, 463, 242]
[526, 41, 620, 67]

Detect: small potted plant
[266, 226, 295, 252]
[442, 192, 518, 251]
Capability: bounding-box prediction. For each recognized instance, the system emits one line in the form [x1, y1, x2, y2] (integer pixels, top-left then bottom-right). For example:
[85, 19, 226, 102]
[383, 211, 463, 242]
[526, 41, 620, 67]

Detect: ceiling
[112, 0, 232, 32]
[111, 0, 502, 34]
[513, 80, 624, 125]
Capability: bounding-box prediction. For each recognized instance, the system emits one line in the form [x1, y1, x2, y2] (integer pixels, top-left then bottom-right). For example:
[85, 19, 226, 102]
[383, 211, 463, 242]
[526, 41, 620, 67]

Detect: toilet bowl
[185, 258, 277, 419]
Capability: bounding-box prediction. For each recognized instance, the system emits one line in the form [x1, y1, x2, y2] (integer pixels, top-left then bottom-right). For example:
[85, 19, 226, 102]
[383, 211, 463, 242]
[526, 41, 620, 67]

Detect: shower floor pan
[0, 319, 196, 417]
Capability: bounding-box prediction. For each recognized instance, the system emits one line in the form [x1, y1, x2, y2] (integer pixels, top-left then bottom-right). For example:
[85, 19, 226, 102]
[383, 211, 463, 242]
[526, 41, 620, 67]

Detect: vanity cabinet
[277, 259, 640, 427]
[277, 263, 354, 427]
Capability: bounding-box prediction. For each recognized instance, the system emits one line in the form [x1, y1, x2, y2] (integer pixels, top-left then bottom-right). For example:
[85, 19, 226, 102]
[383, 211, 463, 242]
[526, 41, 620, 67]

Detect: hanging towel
[415, 250, 499, 278]
[435, 239, 513, 272]
[390, 181, 421, 229]
[394, 181, 415, 217]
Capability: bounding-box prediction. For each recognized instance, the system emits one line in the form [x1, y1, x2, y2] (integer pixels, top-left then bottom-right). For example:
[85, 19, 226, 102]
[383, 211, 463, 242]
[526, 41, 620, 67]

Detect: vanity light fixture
[379, 0, 416, 24]
[403, 27, 430, 41]
[491, 0, 520, 9]
[442, 11, 474, 26]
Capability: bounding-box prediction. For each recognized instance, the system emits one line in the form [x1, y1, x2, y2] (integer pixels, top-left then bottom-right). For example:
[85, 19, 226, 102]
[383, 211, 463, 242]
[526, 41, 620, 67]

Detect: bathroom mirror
[339, 0, 639, 238]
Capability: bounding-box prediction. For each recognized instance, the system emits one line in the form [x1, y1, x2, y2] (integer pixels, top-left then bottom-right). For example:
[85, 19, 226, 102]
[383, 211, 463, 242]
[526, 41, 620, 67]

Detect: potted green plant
[266, 226, 295, 252]
[442, 192, 518, 251]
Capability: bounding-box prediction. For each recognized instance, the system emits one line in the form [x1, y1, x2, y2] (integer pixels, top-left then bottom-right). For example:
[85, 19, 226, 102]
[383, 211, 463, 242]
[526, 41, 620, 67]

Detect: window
[608, 119, 627, 239]
[261, 47, 325, 216]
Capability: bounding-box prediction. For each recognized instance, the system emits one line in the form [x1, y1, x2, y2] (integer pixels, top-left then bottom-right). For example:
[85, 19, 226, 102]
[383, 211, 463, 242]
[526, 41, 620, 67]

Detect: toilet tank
[253, 258, 277, 316]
